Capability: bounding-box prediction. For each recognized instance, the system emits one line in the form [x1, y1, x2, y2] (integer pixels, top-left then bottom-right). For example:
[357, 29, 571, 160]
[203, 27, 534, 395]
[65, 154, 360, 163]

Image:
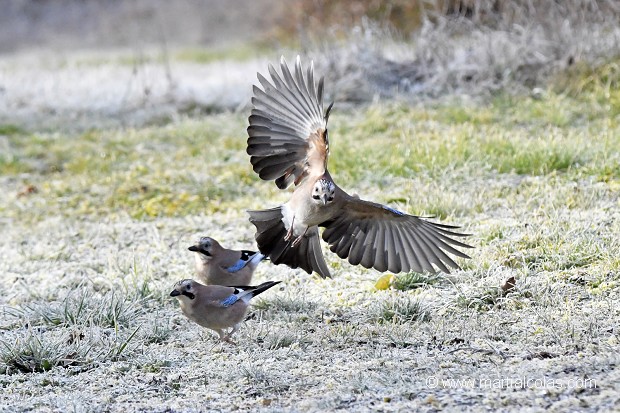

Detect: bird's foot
[290, 226, 309, 247]
[284, 216, 295, 242]
[291, 235, 304, 247]
[221, 335, 237, 345]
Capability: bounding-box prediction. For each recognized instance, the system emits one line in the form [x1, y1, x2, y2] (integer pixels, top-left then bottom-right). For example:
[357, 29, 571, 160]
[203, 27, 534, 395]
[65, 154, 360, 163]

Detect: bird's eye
[312, 195, 320, 200]
[328, 196, 334, 201]
[185, 285, 191, 291]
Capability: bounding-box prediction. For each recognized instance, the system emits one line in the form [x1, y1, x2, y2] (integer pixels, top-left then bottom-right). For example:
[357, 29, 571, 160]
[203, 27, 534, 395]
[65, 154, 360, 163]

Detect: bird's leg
[222, 326, 238, 345]
[215, 329, 226, 341]
[284, 216, 307, 247]
[284, 215, 296, 242]
[215, 328, 237, 344]
[224, 324, 240, 342]
[291, 227, 309, 247]
[221, 336, 237, 345]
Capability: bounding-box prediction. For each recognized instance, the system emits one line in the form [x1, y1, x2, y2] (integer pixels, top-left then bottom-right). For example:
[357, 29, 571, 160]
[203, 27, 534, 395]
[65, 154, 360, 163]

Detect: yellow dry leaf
[375, 273, 395, 290]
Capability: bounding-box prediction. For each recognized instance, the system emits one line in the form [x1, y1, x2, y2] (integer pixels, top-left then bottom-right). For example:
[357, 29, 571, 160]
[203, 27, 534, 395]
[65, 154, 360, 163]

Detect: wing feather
[268, 63, 315, 120]
[285, 59, 315, 117]
[385, 224, 402, 273]
[247, 129, 309, 146]
[247, 56, 329, 189]
[321, 195, 472, 274]
[401, 220, 447, 272]
[407, 223, 452, 273]
[253, 82, 310, 129]
[393, 225, 413, 272]
[294, 58, 317, 115]
[348, 221, 370, 266]
[248, 113, 306, 139]
[306, 62, 317, 102]
[252, 152, 306, 171]
[394, 223, 425, 274]
[372, 221, 388, 272]
[332, 220, 357, 259]
[360, 222, 378, 269]
[416, 223, 472, 258]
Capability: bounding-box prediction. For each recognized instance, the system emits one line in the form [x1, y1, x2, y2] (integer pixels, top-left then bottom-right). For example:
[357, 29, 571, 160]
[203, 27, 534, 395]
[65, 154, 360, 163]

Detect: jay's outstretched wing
[247, 56, 332, 189]
[320, 194, 473, 274]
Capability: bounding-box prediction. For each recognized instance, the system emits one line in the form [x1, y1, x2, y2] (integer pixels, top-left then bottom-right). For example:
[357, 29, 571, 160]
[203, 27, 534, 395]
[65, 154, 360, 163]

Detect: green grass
[392, 272, 442, 291]
[328, 95, 615, 206]
[0, 114, 264, 221]
[24, 289, 144, 329]
[0, 124, 25, 136]
[3, 79, 618, 223]
[65, 43, 266, 68]
[173, 43, 267, 64]
[371, 295, 431, 323]
[0, 281, 174, 375]
[553, 59, 620, 117]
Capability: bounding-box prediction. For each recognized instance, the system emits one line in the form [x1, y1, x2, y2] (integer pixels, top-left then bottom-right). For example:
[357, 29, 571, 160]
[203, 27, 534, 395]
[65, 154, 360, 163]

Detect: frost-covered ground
[1, 210, 619, 412]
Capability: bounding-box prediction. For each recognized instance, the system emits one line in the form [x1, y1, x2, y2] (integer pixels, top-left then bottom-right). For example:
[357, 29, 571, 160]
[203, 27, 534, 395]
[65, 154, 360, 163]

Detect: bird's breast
[283, 198, 332, 236]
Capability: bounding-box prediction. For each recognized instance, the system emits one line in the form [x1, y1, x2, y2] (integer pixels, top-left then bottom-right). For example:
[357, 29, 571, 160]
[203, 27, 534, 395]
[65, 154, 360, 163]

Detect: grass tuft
[0, 329, 90, 373]
[456, 287, 505, 311]
[392, 272, 442, 291]
[253, 294, 319, 314]
[370, 295, 431, 324]
[24, 288, 144, 329]
[0, 124, 25, 136]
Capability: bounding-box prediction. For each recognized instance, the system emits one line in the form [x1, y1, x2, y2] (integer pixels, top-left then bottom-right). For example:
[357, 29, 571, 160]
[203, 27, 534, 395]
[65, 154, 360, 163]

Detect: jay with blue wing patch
[188, 237, 266, 286]
[247, 56, 473, 278]
[170, 279, 281, 343]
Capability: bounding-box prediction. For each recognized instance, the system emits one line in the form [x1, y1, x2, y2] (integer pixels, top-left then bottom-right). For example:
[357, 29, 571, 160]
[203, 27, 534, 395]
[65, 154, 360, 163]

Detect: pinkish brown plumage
[188, 237, 265, 286]
[170, 279, 280, 343]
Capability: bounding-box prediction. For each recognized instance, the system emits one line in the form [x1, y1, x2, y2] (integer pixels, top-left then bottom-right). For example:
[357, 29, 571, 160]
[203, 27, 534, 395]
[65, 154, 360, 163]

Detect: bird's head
[188, 236, 219, 260]
[170, 279, 198, 300]
[312, 178, 336, 206]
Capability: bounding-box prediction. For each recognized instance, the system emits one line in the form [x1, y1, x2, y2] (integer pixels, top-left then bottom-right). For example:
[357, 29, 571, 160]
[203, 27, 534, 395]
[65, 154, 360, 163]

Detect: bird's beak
[188, 245, 211, 256]
[170, 289, 181, 297]
[321, 194, 328, 205]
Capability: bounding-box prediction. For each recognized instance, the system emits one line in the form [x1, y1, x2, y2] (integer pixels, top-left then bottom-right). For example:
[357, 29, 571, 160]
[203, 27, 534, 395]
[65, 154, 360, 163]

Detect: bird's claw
[221, 335, 237, 345]
[291, 235, 303, 247]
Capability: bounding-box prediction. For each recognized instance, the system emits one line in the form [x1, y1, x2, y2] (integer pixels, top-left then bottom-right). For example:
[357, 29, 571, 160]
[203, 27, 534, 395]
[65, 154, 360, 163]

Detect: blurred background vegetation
[2, 0, 618, 117]
[5, 1, 617, 51]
